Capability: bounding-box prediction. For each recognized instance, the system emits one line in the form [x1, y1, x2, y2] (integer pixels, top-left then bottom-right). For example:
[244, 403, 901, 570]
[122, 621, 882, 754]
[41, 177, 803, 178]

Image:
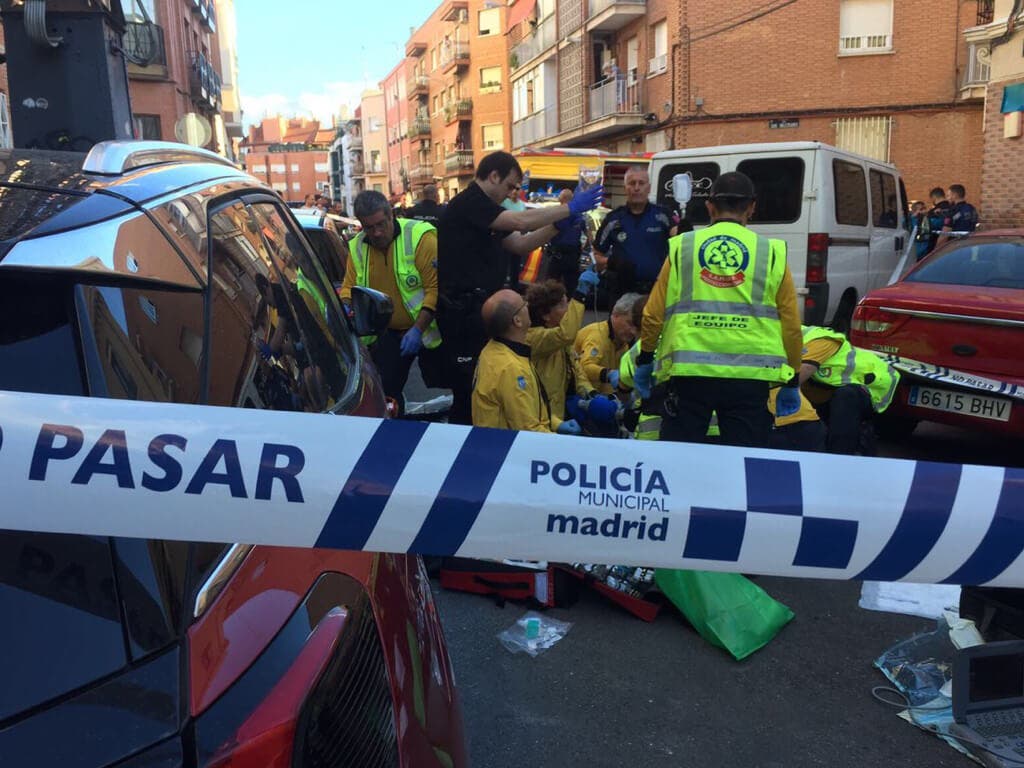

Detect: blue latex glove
[607, 369, 620, 390]
[576, 268, 600, 297]
[256, 339, 274, 361]
[568, 185, 605, 217]
[583, 395, 619, 426]
[557, 419, 582, 436]
[565, 395, 586, 423]
[400, 326, 423, 357]
[633, 363, 654, 399]
[775, 386, 802, 418]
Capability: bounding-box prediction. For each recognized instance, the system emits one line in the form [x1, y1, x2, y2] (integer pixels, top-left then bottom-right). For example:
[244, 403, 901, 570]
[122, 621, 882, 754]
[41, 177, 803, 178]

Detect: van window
[737, 158, 804, 224]
[869, 169, 899, 229]
[656, 162, 720, 225]
[833, 160, 868, 226]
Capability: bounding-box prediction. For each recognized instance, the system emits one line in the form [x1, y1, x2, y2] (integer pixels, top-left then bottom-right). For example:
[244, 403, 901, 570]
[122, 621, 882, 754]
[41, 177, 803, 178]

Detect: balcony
[409, 164, 435, 184]
[586, 0, 645, 32]
[511, 15, 557, 72]
[440, 0, 469, 22]
[407, 74, 429, 99]
[961, 41, 991, 99]
[350, 161, 365, 177]
[512, 109, 560, 149]
[586, 77, 644, 133]
[406, 39, 427, 57]
[440, 41, 470, 73]
[409, 118, 431, 139]
[444, 98, 473, 124]
[124, 22, 167, 77]
[188, 51, 221, 110]
[445, 149, 475, 174]
[204, 1, 216, 32]
[347, 133, 363, 150]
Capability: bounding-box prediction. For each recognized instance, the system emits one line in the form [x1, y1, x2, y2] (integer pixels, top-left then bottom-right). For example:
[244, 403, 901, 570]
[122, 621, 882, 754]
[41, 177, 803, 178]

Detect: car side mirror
[672, 173, 693, 205]
[350, 286, 393, 337]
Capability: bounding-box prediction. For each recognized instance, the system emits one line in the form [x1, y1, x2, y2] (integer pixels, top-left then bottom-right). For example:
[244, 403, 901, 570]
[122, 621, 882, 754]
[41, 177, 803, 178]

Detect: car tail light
[806, 233, 829, 284]
[851, 304, 897, 334]
[203, 608, 348, 768]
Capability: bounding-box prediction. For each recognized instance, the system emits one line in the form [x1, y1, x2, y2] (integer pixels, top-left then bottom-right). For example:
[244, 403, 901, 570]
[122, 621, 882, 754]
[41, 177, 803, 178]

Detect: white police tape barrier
[1, 390, 1022, 587]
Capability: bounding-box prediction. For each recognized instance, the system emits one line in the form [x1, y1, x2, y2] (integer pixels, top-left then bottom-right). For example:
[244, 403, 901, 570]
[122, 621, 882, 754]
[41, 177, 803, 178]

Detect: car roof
[652, 141, 901, 172]
[972, 228, 1024, 238]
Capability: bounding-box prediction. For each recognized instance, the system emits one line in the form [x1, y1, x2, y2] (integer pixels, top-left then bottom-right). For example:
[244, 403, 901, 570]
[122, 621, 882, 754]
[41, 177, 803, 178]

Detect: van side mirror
[350, 286, 393, 337]
[672, 173, 693, 205]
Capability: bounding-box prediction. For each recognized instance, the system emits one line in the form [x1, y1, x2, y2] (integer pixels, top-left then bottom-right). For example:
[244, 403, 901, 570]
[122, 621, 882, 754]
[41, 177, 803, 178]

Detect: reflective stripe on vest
[350, 219, 441, 348]
[803, 326, 899, 413]
[659, 226, 793, 383]
[636, 414, 661, 440]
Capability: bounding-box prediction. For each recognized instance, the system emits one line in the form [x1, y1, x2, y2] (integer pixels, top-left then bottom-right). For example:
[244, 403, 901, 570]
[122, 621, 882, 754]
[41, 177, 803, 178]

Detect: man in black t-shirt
[437, 151, 605, 424]
[406, 184, 445, 226]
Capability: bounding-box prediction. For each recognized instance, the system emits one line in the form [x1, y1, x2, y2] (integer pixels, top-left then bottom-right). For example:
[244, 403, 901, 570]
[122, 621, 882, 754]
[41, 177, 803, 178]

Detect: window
[291, 164, 300, 172]
[479, 7, 500, 35]
[435, 142, 442, 163]
[512, 66, 545, 120]
[272, 182, 287, 192]
[124, 0, 156, 21]
[869, 169, 898, 228]
[250, 164, 266, 174]
[907, 239, 1024, 289]
[839, 0, 893, 53]
[315, 162, 329, 172]
[370, 150, 381, 171]
[737, 158, 805, 225]
[480, 66, 502, 93]
[655, 162, 720, 225]
[482, 124, 504, 150]
[271, 164, 286, 174]
[132, 114, 161, 140]
[432, 94, 440, 114]
[835, 115, 891, 161]
[292, 182, 301, 191]
[626, 37, 639, 85]
[833, 160, 868, 226]
[0, 92, 12, 149]
[648, 21, 668, 76]
[207, 200, 355, 412]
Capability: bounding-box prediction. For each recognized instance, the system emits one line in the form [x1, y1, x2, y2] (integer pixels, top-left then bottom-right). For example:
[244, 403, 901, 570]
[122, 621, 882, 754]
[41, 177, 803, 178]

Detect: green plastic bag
[655, 569, 795, 661]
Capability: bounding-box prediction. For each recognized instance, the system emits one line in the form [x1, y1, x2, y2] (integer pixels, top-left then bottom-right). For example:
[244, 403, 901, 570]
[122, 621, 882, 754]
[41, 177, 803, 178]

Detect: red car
[850, 229, 1024, 438]
[0, 143, 467, 767]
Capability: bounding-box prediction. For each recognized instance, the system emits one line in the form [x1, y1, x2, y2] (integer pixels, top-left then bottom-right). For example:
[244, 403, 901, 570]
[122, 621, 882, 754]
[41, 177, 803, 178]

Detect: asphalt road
[403, 351, 1022, 767]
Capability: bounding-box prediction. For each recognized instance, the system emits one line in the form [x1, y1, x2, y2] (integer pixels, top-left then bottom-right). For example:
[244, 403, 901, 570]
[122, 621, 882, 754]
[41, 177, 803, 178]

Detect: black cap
[709, 172, 756, 201]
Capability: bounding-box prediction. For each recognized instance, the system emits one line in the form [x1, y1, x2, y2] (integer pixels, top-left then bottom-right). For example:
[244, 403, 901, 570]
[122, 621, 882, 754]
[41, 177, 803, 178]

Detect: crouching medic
[472, 289, 582, 435]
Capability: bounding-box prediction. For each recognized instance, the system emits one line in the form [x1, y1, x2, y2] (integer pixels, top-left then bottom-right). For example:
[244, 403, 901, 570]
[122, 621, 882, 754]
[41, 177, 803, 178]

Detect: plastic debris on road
[498, 611, 572, 657]
[859, 581, 961, 620]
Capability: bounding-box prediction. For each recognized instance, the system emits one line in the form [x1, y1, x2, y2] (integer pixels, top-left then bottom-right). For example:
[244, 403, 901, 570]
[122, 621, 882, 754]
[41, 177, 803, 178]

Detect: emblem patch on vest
[406, 275, 420, 288]
[697, 235, 750, 288]
[517, 376, 527, 390]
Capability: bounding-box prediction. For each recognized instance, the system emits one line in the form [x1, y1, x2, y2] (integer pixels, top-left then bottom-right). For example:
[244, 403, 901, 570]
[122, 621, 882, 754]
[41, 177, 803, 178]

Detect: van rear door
[867, 166, 904, 292]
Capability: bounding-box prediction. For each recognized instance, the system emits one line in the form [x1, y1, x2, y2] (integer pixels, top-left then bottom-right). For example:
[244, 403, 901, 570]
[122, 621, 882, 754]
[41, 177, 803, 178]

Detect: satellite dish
[175, 113, 213, 148]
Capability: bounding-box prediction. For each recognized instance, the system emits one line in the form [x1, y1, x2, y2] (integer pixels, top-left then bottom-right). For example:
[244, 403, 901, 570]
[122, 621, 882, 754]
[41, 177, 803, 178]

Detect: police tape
[1, 390, 1022, 586]
[880, 353, 1024, 402]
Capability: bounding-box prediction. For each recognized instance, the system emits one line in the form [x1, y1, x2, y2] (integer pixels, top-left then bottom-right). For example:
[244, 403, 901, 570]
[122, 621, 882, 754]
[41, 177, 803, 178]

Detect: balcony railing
[587, 0, 645, 31]
[444, 98, 473, 123]
[963, 41, 992, 88]
[512, 109, 559, 148]
[445, 149, 474, 173]
[977, 0, 994, 25]
[124, 22, 167, 68]
[409, 118, 431, 138]
[410, 164, 434, 183]
[350, 161, 365, 177]
[589, 77, 641, 121]
[511, 15, 557, 70]
[440, 41, 470, 71]
[407, 74, 430, 98]
[189, 51, 221, 110]
[347, 133, 363, 150]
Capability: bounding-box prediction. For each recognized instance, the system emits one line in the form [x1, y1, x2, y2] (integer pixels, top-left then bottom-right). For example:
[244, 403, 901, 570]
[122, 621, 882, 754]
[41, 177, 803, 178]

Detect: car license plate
[908, 386, 1012, 422]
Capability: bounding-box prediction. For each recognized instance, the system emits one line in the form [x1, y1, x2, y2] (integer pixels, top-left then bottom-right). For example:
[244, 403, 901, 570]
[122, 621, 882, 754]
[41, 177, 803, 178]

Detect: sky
[236, 0, 439, 128]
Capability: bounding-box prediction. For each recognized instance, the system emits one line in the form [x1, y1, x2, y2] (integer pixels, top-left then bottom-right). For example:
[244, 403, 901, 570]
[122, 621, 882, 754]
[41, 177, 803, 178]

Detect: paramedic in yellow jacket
[472, 289, 582, 435]
[574, 292, 644, 394]
[524, 271, 599, 419]
[340, 190, 440, 412]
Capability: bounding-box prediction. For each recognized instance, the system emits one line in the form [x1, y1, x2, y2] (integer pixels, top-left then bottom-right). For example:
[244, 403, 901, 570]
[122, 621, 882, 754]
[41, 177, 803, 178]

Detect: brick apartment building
[973, 0, 1024, 228]
[0, 26, 10, 149]
[242, 117, 334, 203]
[123, 0, 233, 157]
[507, 0, 992, 203]
[382, 59, 414, 202]
[398, 0, 512, 201]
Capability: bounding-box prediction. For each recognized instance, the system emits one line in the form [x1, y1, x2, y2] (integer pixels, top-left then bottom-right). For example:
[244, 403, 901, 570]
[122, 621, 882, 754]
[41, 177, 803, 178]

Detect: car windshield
[907, 238, 1024, 290]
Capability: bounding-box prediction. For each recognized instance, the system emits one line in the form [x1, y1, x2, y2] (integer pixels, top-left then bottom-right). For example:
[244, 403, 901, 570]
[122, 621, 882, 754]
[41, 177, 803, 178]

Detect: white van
[648, 142, 908, 332]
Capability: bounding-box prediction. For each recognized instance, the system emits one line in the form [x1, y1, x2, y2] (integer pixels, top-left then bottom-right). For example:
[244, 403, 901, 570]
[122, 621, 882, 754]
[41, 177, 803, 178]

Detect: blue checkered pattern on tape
[1, 390, 1022, 587]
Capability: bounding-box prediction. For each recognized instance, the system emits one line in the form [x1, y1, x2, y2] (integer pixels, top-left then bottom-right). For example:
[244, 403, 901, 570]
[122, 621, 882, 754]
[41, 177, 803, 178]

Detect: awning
[507, 0, 537, 32]
[1001, 82, 1024, 113]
